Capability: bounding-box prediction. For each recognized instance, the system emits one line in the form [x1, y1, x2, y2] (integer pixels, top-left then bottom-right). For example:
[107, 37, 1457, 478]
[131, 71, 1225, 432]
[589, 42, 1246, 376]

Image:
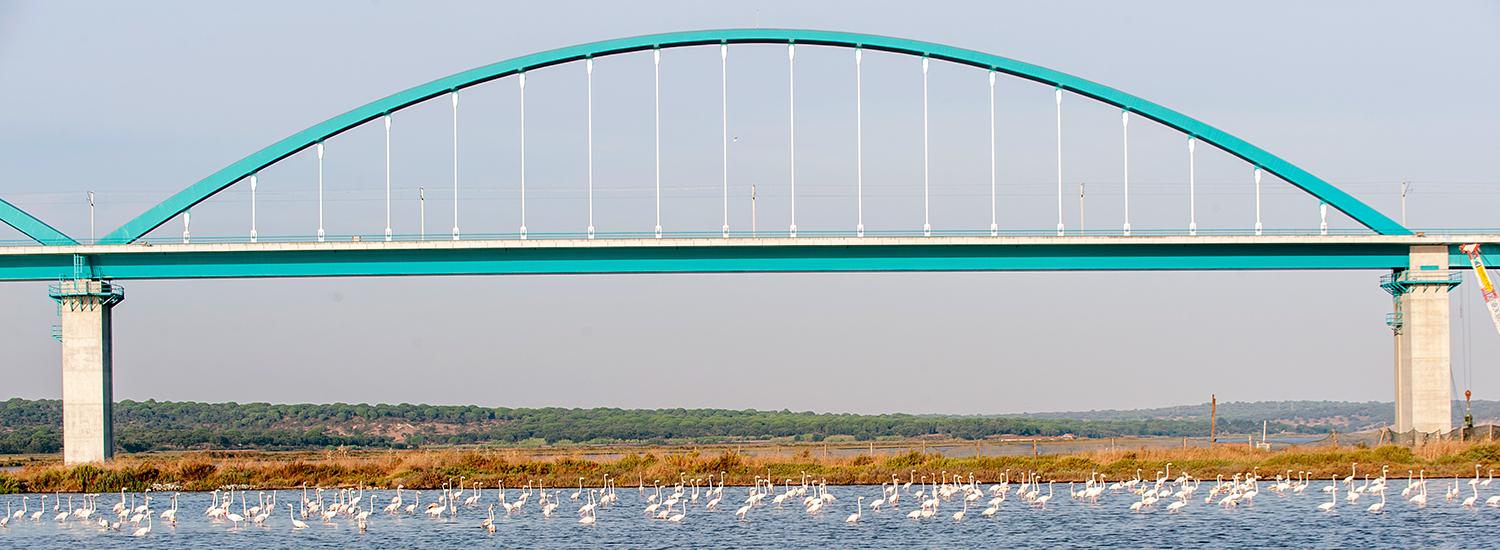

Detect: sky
[1, 1, 1498, 414]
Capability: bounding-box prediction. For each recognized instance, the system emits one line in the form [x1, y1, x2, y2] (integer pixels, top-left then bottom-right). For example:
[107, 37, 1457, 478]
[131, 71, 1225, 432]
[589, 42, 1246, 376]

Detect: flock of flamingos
[1, 462, 1498, 537]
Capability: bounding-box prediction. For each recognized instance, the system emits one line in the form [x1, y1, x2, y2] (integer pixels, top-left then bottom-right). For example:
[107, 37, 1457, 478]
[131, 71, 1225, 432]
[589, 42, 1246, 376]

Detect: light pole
[1401, 181, 1410, 226]
[87, 191, 95, 243]
[751, 184, 757, 238]
[419, 186, 426, 241]
[1078, 183, 1085, 236]
[250, 174, 258, 242]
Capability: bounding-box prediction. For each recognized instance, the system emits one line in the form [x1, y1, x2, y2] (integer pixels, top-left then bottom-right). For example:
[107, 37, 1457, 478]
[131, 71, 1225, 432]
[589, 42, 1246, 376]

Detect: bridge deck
[2, 235, 1497, 281]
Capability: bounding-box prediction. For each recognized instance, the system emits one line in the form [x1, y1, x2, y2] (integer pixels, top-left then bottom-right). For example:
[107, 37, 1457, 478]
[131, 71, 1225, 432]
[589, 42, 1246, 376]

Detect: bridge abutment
[1386, 245, 1455, 434]
[50, 279, 123, 464]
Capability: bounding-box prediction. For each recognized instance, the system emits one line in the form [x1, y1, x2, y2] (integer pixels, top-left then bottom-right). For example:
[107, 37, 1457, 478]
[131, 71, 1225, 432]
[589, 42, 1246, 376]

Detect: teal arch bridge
[0, 29, 1491, 464]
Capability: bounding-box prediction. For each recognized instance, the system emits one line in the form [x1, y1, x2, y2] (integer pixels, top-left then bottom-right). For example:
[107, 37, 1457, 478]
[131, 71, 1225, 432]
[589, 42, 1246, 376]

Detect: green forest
[0, 398, 1430, 455]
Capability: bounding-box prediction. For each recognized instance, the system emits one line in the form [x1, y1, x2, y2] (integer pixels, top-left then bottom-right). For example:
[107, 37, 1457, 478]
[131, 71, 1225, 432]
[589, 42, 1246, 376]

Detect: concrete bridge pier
[1386, 245, 1456, 435]
[50, 279, 123, 464]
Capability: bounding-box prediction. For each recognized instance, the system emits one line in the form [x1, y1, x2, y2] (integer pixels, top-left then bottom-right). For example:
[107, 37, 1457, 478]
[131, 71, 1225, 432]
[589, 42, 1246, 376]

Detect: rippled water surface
[1, 482, 1495, 549]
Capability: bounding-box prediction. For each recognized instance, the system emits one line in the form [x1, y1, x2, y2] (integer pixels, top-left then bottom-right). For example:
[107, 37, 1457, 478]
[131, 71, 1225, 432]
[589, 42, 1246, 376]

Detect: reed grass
[3, 440, 1497, 494]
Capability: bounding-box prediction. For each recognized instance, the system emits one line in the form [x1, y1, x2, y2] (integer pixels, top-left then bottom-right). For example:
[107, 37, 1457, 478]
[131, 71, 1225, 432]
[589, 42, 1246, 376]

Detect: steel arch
[97, 28, 1410, 244]
[1, 197, 76, 245]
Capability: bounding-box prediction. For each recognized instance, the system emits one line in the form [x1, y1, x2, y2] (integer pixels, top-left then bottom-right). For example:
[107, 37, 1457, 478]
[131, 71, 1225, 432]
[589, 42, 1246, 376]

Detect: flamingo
[1166, 495, 1187, 513]
[1368, 488, 1386, 513]
[132, 491, 150, 515]
[225, 505, 244, 529]
[287, 504, 308, 529]
[1318, 475, 1337, 512]
[74, 494, 94, 521]
[1033, 481, 1054, 509]
[481, 504, 497, 532]
[578, 489, 597, 517]
[845, 496, 862, 523]
[1409, 472, 1429, 507]
[159, 493, 179, 525]
[132, 510, 151, 538]
[579, 491, 598, 525]
[54, 495, 71, 522]
[1463, 475, 1480, 508]
[465, 482, 484, 508]
[388, 485, 404, 510]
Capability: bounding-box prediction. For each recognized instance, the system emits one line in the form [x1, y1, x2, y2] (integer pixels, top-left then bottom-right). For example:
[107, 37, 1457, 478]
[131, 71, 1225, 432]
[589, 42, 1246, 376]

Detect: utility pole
[87, 191, 95, 243]
[1078, 182, 1086, 235]
[750, 184, 758, 238]
[1209, 394, 1217, 448]
[1401, 181, 1409, 226]
[419, 187, 426, 241]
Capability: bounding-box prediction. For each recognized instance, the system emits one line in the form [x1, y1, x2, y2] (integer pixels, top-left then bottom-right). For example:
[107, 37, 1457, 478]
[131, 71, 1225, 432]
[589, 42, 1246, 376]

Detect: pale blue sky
[1, 1, 1497, 413]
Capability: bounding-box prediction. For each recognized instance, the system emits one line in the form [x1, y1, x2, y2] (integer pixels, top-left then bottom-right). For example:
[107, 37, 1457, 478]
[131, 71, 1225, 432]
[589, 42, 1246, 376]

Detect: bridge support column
[50, 279, 123, 464]
[1386, 245, 1455, 435]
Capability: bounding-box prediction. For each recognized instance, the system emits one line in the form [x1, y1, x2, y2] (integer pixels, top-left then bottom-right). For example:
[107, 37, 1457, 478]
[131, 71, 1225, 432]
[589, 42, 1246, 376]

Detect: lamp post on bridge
[1401, 181, 1410, 226]
[87, 191, 94, 244]
[751, 184, 757, 238]
[1078, 183, 1085, 236]
[419, 186, 426, 241]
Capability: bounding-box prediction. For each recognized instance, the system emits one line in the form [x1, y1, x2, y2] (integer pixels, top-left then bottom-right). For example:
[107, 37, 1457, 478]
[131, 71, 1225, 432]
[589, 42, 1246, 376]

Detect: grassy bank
[4, 439, 1500, 494]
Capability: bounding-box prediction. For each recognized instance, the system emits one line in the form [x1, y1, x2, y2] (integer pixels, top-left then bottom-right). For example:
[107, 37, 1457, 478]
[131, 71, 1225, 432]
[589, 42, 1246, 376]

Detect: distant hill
[0, 398, 1475, 455]
[1018, 400, 1500, 432]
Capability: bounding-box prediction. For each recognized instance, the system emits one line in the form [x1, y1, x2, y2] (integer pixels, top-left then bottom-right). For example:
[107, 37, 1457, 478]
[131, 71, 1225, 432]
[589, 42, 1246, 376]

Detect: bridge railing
[5, 227, 1473, 248]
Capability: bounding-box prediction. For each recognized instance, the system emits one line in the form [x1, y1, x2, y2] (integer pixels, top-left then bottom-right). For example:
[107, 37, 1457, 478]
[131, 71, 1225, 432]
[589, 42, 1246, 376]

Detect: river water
[0, 481, 1492, 549]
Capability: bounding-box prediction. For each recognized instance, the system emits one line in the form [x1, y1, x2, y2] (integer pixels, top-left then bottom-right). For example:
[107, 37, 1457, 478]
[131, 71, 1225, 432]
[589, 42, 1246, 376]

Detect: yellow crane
[1461, 244, 1500, 336]
[1459, 244, 1500, 430]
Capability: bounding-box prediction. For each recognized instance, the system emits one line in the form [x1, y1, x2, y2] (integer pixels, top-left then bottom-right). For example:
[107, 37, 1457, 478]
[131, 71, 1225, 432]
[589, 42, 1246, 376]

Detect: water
[0, 482, 1493, 549]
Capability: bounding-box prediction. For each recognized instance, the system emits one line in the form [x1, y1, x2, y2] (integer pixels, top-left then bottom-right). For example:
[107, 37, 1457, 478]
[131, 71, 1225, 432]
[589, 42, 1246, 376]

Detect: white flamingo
[579, 491, 597, 525]
[160, 493, 178, 525]
[288, 504, 308, 529]
[132, 501, 152, 537]
[1368, 489, 1386, 514]
[1318, 475, 1337, 512]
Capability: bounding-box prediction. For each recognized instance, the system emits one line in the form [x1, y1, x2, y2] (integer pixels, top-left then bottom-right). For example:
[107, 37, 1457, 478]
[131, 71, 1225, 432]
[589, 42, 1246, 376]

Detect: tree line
[0, 398, 1329, 455]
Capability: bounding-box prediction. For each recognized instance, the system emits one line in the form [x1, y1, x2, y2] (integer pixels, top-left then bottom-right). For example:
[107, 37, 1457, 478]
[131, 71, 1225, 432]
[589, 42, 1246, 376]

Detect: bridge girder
[2, 236, 1494, 282]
